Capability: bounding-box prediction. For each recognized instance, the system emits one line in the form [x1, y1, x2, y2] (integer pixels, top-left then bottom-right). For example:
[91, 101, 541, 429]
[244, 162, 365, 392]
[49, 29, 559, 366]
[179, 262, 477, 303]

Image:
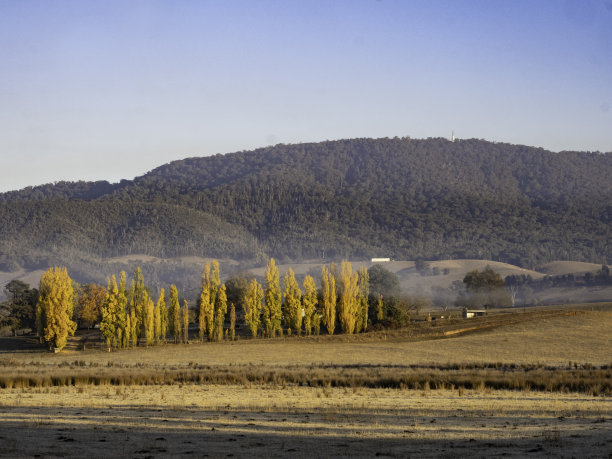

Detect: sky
[0, 0, 611, 192]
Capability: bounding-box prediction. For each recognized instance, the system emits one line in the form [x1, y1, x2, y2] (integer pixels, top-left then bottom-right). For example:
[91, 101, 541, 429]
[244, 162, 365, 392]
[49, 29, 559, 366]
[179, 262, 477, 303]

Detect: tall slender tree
[263, 258, 283, 337]
[153, 290, 162, 344]
[157, 288, 168, 342]
[125, 314, 132, 348]
[355, 267, 370, 333]
[36, 267, 76, 351]
[302, 275, 318, 336]
[145, 293, 155, 346]
[338, 261, 359, 334]
[198, 280, 208, 342]
[168, 285, 181, 343]
[100, 275, 120, 351]
[283, 268, 302, 335]
[243, 278, 263, 337]
[321, 265, 336, 335]
[209, 260, 220, 317]
[199, 262, 219, 340]
[128, 267, 146, 341]
[117, 271, 128, 348]
[213, 284, 228, 341]
[182, 300, 189, 343]
[376, 294, 384, 322]
[130, 307, 138, 347]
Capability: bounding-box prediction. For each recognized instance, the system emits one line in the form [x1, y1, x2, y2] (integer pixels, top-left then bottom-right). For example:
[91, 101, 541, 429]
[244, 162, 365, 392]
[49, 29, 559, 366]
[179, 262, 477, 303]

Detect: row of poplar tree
[34, 258, 382, 352]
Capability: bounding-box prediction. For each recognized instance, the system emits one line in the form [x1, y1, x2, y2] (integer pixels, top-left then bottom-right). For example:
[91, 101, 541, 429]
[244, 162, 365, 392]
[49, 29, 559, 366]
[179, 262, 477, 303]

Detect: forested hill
[1, 137, 611, 276]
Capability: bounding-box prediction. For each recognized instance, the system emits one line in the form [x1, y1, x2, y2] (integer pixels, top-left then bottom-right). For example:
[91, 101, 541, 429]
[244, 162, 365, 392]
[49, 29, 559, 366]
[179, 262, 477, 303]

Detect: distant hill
[537, 261, 605, 276]
[1, 137, 611, 286]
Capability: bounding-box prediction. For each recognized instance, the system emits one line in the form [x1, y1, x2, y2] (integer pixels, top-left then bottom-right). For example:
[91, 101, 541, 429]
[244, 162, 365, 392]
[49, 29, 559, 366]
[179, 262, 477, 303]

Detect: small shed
[462, 308, 487, 319]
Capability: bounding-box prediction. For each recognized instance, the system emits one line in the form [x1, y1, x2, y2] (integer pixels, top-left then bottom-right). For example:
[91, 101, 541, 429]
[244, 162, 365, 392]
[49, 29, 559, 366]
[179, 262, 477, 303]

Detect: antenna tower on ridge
[451, 131, 455, 142]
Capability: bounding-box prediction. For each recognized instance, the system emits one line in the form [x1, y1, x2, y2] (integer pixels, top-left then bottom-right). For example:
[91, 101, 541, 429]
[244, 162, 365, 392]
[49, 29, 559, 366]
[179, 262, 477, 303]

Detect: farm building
[462, 308, 487, 319]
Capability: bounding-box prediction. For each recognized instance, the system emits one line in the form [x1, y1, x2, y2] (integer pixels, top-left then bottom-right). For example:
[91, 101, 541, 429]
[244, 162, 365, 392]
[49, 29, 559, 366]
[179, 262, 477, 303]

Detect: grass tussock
[0, 360, 610, 395]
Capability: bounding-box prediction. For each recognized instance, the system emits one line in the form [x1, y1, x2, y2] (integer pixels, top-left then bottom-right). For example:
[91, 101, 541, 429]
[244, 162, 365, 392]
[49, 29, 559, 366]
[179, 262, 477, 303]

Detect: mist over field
[1, 137, 611, 306]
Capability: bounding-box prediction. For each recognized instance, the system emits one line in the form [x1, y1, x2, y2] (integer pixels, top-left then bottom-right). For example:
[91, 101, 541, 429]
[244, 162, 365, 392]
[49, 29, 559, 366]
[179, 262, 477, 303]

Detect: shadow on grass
[0, 404, 610, 458]
[0, 336, 43, 353]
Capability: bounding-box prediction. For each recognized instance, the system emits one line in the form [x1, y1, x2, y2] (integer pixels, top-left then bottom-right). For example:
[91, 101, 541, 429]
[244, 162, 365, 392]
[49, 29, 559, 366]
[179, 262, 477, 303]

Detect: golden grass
[0, 309, 610, 395]
[8, 309, 611, 367]
[1, 363, 609, 395]
[0, 385, 609, 458]
[1, 308, 610, 457]
[537, 260, 604, 276]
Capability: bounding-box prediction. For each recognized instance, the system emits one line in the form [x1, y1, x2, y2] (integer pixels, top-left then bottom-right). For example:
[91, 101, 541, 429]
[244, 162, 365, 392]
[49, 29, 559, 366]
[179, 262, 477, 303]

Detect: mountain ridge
[1, 137, 611, 283]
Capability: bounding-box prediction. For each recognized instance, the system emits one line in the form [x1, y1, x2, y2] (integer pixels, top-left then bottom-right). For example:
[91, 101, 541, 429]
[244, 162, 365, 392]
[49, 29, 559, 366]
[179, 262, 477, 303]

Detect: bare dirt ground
[0, 385, 610, 458]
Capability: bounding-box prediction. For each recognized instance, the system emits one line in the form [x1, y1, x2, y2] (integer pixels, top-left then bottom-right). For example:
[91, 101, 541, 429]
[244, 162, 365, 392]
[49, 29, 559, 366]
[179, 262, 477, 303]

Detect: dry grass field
[0, 307, 610, 457]
[0, 386, 609, 458]
[537, 261, 605, 276]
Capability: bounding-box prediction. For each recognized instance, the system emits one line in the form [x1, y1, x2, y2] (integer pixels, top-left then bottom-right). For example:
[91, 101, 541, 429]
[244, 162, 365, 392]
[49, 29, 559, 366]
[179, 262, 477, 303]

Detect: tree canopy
[0, 280, 38, 335]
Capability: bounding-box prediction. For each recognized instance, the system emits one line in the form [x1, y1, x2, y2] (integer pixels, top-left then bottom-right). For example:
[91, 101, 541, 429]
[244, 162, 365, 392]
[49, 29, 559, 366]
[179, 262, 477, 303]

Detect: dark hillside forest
[1, 137, 611, 283]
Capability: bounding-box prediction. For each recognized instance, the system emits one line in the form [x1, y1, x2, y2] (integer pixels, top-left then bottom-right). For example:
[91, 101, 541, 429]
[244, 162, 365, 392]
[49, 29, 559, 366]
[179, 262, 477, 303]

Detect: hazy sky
[1, 0, 611, 192]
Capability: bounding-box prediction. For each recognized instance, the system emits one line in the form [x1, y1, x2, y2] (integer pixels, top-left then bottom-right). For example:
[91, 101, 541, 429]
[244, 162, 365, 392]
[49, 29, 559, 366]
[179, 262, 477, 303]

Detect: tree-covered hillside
[1, 137, 611, 278]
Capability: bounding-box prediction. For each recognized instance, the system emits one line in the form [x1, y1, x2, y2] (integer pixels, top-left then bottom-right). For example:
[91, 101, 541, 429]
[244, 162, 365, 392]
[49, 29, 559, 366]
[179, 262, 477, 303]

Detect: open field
[537, 261, 605, 276]
[3, 307, 611, 367]
[0, 307, 610, 457]
[0, 385, 610, 458]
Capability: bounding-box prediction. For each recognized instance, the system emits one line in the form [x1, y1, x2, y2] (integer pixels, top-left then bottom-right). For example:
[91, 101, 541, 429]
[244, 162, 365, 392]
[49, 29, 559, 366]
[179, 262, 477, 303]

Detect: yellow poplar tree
[263, 258, 282, 337]
[355, 267, 370, 333]
[169, 285, 181, 343]
[158, 288, 168, 342]
[302, 275, 318, 336]
[127, 267, 147, 342]
[117, 271, 128, 348]
[36, 267, 76, 351]
[198, 281, 208, 342]
[199, 262, 219, 340]
[77, 283, 106, 329]
[338, 261, 359, 334]
[182, 300, 189, 343]
[145, 293, 155, 346]
[283, 268, 302, 335]
[213, 284, 227, 341]
[125, 314, 132, 348]
[243, 278, 263, 337]
[153, 291, 162, 344]
[130, 307, 138, 347]
[100, 275, 120, 351]
[376, 294, 384, 321]
[321, 265, 336, 334]
[210, 260, 220, 309]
